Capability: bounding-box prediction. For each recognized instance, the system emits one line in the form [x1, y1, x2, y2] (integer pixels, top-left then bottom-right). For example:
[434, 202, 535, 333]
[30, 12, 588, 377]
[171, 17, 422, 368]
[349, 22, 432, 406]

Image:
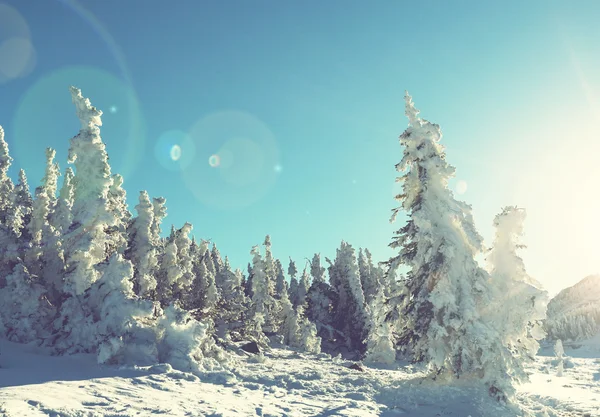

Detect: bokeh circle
[154, 130, 195, 171]
[0, 3, 37, 83]
[182, 111, 281, 210]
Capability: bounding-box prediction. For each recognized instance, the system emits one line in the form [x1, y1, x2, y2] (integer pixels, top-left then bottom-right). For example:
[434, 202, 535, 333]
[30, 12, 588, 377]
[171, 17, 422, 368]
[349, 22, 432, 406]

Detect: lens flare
[154, 130, 195, 171]
[0, 4, 36, 83]
[208, 154, 220, 167]
[182, 111, 280, 210]
[170, 145, 182, 161]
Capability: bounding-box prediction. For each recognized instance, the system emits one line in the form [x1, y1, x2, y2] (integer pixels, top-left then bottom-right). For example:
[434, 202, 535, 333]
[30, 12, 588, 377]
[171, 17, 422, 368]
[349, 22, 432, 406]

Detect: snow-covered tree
[364, 287, 396, 364]
[385, 93, 516, 399]
[50, 167, 74, 235]
[105, 173, 130, 256]
[486, 206, 548, 372]
[126, 191, 158, 298]
[214, 257, 248, 340]
[0, 126, 20, 284]
[89, 253, 158, 365]
[61, 87, 116, 296]
[249, 245, 276, 335]
[171, 222, 195, 303]
[0, 263, 55, 343]
[358, 248, 381, 305]
[0, 125, 15, 227]
[295, 267, 311, 310]
[280, 293, 321, 353]
[328, 241, 369, 353]
[151, 196, 167, 245]
[306, 253, 336, 340]
[211, 243, 224, 277]
[263, 235, 277, 297]
[155, 238, 182, 307]
[274, 259, 288, 300]
[288, 258, 299, 307]
[13, 168, 33, 239]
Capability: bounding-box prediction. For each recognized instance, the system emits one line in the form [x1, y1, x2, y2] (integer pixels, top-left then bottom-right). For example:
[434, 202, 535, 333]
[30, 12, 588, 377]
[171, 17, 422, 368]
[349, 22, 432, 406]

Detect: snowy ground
[0, 338, 599, 417]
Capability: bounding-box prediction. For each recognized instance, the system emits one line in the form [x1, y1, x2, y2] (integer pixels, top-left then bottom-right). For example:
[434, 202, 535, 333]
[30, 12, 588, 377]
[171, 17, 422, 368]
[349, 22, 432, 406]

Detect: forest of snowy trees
[0, 87, 554, 401]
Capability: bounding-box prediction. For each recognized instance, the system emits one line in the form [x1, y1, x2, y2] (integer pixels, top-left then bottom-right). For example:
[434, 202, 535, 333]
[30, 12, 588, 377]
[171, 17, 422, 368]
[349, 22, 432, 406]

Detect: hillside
[545, 275, 600, 342]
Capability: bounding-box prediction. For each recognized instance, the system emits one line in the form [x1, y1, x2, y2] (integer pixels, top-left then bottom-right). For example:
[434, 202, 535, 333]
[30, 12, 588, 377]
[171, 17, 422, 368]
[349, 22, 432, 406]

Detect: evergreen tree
[126, 191, 158, 298]
[172, 222, 195, 303]
[329, 241, 369, 353]
[61, 87, 117, 297]
[0, 263, 55, 343]
[0, 125, 15, 226]
[274, 259, 288, 299]
[306, 253, 336, 340]
[364, 287, 396, 364]
[244, 262, 254, 298]
[13, 168, 33, 240]
[263, 235, 277, 298]
[486, 206, 548, 373]
[295, 267, 311, 310]
[155, 238, 182, 307]
[288, 258, 299, 307]
[151, 196, 167, 247]
[385, 92, 515, 399]
[358, 248, 381, 305]
[50, 167, 74, 235]
[214, 257, 248, 340]
[0, 126, 19, 285]
[211, 243, 224, 276]
[105, 173, 130, 256]
[249, 245, 276, 335]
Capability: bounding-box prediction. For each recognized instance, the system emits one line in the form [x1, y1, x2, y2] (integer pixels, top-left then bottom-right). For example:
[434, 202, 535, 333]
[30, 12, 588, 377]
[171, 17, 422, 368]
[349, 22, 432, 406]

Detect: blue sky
[1, 0, 599, 295]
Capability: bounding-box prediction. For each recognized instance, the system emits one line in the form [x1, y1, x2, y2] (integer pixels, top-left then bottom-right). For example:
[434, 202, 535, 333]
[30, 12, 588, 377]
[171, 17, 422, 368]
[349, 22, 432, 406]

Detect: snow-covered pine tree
[25, 148, 64, 299]
[171, 222, 195, 304]
[13, 168, 33, 240]
[358, 248, 382, 305]
[249, 245, 276, 339]
[61, 87, 117, 296]
[0, 126, 15, 227]
[244, 262, 253, 298]
[385, 92, 515, 399]
[296, 306, 321, 354]
[211, 243, 224, 277]
[486, 206, 548, 372]
[0, 126, 20, 285]
[329, 241, 369, 353]
[214, 257, 248, 340]
[155, 236, 182, 307]
[364, 287, 396, 364]
[88, 253, 158, 365]
[306, 253, 336, 341]
[274, 259, 288, 300]
[50, 167, 74, 235]
[295, 266, 311, 310]
[0, 263, 55, 343]
[188, 239, 219, 321]
[288, 258, 299, 307]
[105, 173, 130, 256]
[151, 196, 167, 246]
[126, 191, 158, 298]
[263, 235, 277, 297]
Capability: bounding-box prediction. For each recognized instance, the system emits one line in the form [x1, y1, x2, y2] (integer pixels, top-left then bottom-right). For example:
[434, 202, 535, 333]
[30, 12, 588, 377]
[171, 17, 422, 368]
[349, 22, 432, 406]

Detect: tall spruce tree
[385, 92, 516, 399]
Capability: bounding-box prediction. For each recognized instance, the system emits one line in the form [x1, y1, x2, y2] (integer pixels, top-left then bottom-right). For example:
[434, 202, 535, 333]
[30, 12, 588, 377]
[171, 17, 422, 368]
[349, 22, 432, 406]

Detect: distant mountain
[545, 275, 600, 342]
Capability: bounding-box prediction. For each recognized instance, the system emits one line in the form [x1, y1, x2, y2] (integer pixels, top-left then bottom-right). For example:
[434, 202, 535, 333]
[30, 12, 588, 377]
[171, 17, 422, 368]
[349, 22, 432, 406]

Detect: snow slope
[2, 338, 599, 417]
[545, 275, 600, 341]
